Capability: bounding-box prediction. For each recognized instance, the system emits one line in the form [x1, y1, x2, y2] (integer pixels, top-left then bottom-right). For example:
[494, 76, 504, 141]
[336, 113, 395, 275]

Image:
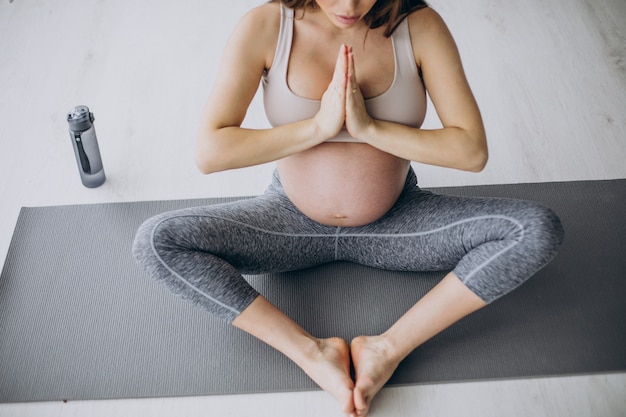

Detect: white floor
[1, 0, 625, 416]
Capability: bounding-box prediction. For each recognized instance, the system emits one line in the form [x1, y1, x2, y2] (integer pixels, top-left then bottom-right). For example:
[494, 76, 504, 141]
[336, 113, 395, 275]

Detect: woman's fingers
[314, 44, 373, 141]
[347, 47, 358, 95]
[333, 44, 349, 90]
[314, 44, 349, 140]
[345, 47, 372, 139]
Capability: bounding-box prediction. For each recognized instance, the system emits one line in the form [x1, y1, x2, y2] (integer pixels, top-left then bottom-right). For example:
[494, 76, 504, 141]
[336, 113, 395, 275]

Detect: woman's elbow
[464, 132, 488, 172]
[468, 147, 488, 172]
[194, 138, 227, 174]
[195, 154, 216, 175]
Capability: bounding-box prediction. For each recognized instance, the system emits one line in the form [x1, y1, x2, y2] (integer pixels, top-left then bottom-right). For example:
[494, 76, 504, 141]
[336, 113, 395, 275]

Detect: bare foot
[298, 337, 356, 416]
[350, 335, 401, 416]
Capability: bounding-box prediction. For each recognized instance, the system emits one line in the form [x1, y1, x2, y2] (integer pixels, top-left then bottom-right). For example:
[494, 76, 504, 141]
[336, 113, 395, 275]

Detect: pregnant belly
[277, 143, 411, 226]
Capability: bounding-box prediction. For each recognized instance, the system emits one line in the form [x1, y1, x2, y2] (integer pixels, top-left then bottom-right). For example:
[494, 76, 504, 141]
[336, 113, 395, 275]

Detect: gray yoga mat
[1, 179, 625, 403]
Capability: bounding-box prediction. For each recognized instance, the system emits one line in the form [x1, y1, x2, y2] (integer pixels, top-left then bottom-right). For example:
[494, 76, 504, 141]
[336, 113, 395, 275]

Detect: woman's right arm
[195, 5, 343, 174]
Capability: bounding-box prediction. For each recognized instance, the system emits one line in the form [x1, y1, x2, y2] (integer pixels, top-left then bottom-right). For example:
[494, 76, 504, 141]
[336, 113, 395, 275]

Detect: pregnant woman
[133, 1, 564, 415]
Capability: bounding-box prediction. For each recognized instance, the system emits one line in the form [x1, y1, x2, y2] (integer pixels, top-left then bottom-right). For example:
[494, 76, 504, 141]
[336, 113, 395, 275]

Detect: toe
[353, 386, 371, 416]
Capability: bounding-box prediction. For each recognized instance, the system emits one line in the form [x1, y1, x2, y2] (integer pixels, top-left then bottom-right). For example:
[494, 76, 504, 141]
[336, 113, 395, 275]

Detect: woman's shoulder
[406, 6, 457, 63]
[230, 2, 281, 45]
[229, 2, 281, 67]
[406, 6, 448, 37]
[238, 2, 282, 32]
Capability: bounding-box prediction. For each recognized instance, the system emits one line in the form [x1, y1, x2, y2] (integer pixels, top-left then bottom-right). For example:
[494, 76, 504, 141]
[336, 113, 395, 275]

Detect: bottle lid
[67, 105, 94, 129]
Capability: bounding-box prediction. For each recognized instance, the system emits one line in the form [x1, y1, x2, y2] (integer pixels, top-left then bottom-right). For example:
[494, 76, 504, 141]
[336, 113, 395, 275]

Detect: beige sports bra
[262, 5, 427, 142]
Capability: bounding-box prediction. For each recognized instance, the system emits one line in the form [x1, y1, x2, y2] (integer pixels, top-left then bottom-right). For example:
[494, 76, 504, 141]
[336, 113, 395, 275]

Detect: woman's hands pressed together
[313, 45, 348, 139]
[313, 44, 374, 141]
[345, 46, 374, 139]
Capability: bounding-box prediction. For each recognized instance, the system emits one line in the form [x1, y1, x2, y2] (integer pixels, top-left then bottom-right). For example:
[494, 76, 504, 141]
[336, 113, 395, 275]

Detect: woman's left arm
[346, 8, 488, 172]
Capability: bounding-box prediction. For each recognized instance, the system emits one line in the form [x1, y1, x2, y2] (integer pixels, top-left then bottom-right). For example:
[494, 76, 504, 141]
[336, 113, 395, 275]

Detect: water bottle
[67, 105, 106, 188]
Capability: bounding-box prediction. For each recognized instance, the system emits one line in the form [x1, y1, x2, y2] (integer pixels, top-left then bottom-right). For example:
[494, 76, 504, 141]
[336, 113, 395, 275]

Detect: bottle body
[67, 105, 106, 188]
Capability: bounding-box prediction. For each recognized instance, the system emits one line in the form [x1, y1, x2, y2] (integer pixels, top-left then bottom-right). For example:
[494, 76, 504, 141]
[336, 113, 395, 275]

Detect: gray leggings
[132, 169, 564, 323]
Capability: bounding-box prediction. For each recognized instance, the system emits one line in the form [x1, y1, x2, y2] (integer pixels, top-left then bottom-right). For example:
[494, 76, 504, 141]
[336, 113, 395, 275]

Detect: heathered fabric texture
[133, 169, 564, 322]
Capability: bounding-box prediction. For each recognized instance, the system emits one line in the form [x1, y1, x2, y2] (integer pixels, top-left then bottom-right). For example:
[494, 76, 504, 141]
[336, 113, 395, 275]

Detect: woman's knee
[522, 202, 565, 259]
[132, 211, 188, 273]
[458, 201, 564, 303]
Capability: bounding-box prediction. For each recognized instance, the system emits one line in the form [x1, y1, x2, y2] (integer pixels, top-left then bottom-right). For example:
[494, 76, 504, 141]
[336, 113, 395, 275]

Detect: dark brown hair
[274, 0, 429, 37]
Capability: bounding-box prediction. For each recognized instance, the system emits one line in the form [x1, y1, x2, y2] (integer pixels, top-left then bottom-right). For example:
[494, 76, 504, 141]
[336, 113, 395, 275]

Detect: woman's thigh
[138, 193, 340, 275]
[337, 188, 563, 302]
[132, 193, 342, 321]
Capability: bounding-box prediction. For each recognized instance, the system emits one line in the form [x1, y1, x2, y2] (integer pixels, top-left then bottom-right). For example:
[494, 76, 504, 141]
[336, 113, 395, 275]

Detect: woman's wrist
[353, 118, 379, 143]
[309, 116, 337, 143]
